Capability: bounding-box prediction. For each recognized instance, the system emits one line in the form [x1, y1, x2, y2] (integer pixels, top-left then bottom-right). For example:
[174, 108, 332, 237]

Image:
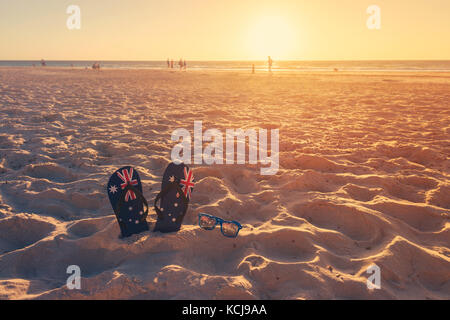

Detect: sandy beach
[0, 67, 448, 299]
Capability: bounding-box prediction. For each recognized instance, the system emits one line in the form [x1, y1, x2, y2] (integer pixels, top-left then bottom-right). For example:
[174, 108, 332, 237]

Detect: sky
[0, 0, 449, 60]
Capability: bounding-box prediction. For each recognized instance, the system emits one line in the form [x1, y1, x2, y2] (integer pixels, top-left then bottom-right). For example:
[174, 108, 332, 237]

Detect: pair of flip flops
[107, 162, 195, 238]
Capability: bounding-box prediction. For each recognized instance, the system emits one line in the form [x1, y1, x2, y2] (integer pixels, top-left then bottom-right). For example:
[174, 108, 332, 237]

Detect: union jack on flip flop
[180, 167, 194, 199]
[117, 168, 138, 201]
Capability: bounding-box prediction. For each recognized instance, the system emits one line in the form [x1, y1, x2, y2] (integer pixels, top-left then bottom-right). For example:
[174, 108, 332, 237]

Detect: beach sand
[0, 67, 448, 299]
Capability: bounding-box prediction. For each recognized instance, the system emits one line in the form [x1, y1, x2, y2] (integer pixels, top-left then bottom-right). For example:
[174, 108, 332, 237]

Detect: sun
[247, 15, 296, 60]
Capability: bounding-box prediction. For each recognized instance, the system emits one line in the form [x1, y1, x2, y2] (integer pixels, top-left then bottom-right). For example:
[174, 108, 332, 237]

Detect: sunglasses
[198, 213, 243, 238]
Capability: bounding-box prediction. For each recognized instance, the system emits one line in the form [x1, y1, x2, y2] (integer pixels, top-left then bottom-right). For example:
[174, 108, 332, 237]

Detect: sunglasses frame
[198, 213, 243, 238]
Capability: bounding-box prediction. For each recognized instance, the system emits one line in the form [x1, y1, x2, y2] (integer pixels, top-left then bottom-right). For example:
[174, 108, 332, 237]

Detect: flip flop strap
[114, 184, 149, 221]
[154, 181, 189, 221]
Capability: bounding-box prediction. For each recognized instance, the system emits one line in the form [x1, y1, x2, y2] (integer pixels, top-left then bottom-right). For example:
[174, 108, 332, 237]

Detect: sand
[0, 67, 448, 299]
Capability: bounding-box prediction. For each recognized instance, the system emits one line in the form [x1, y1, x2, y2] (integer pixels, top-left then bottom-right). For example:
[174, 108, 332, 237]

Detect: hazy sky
[1, 0, 449, 60]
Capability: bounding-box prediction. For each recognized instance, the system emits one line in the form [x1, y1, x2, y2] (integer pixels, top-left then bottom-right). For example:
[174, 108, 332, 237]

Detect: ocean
[1, 60, 450, 72]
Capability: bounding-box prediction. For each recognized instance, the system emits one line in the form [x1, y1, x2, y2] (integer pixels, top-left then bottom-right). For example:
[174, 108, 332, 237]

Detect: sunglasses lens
[221, 222, 240, 237]
[199, 215, 217, 230]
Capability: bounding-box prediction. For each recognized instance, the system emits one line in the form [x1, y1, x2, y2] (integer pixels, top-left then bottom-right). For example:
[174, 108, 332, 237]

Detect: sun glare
[247, 15, 296, 60]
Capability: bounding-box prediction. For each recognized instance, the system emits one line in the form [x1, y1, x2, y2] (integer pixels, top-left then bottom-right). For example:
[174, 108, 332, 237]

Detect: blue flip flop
[107, 166, 149, 237]
[153, 162, 194, 233]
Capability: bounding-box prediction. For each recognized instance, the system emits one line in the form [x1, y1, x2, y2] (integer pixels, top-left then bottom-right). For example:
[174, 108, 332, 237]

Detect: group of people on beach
[164, 56, 272, 73]
[251, 56, 273, 74]
[167, 58, 187, 70]
[35, 57, 275, 73]
[92, 62, 100, 70]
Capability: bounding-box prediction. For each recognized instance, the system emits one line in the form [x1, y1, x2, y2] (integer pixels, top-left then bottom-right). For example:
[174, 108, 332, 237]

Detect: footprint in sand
[23, 163, 77, 183]
[0, 215, 55, 254]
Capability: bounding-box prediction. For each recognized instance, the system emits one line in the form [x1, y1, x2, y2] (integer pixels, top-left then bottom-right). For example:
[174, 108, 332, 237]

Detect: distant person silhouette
[179, 59, 183, 70]
[41, 59, 46, 67]
[183, 60, 187, 70]
[170, 59, 174, 68]
[167, 58, 170, 68]
[268, 56, 273, 73]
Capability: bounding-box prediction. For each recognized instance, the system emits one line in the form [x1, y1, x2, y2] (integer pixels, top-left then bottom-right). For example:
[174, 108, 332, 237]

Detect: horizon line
[1, 59, 450, 62]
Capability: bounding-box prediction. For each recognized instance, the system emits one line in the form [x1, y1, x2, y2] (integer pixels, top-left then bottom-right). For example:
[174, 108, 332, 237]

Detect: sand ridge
[0, 68, 449, 299]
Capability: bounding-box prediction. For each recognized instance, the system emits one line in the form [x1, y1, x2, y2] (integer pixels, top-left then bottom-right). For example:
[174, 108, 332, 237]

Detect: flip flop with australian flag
[154, 162, 194, 233]
[107, 166, 149, 238]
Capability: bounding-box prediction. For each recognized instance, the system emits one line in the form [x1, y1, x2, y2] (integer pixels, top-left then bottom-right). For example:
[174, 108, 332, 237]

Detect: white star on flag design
[109, 185, 118, 194]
